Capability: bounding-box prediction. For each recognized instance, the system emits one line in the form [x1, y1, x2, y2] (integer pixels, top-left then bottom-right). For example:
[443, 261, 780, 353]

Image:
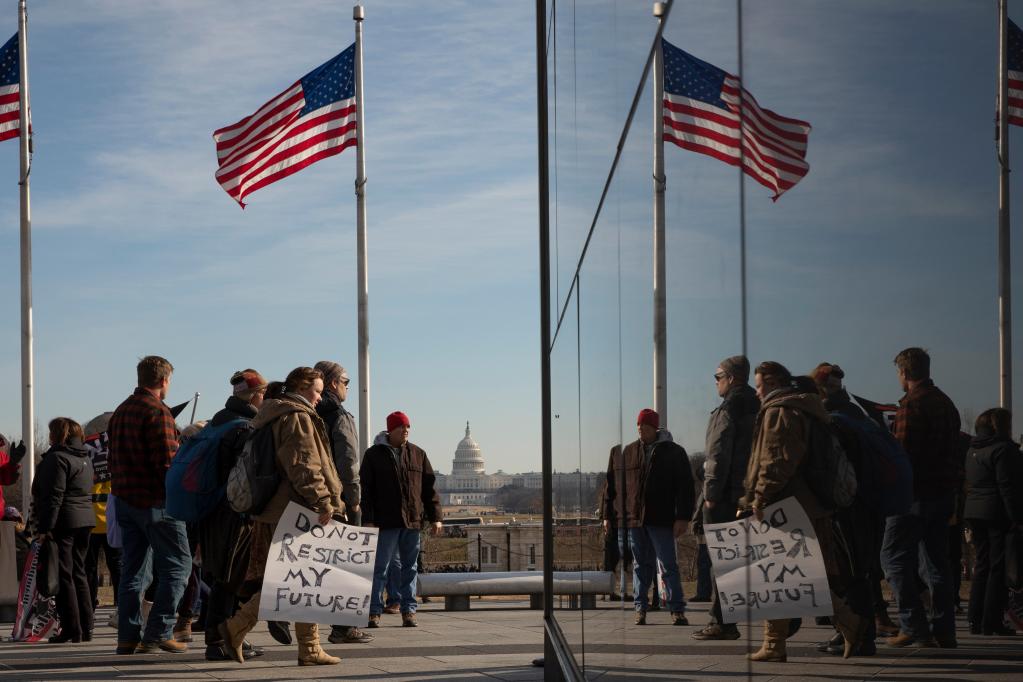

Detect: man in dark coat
[604, 409, 694, 626]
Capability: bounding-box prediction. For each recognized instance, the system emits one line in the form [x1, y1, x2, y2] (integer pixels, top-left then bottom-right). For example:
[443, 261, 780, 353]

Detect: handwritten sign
[258, 501, 378, 626]
[704, 496, 832, 623]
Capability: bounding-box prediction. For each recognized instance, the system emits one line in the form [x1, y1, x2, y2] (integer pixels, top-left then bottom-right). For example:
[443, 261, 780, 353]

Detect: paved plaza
[2, 600, 1023, 681]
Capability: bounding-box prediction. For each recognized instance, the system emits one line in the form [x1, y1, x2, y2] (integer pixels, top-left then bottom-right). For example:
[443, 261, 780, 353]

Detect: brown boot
[748, 645, 786, 663]
[876, 613, 899, 637]
[173, 615, 192, 643]
[749, 619, 788, 662]
[295, 623, 340, 666]
[832, 596, 869, 659]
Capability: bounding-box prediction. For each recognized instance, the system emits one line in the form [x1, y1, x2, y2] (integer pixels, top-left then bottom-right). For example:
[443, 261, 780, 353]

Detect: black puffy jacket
[32, 444, 95, 533]
[964, 434, 1023, 523]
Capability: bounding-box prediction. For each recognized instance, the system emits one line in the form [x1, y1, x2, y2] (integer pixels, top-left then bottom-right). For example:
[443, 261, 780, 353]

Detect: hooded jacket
[32, 443, 95, 533]
[360, 437, 442, 530]
[964, 433, 1023, 523]
[740, 388, 827, 520]
[604, 430, 695, 528]
[250, 395, 345, 525]
[703, 384, 759, 506]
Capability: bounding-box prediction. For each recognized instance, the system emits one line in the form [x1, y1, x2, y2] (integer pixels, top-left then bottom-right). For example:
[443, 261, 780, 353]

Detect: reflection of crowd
[423, 563, 479, 573]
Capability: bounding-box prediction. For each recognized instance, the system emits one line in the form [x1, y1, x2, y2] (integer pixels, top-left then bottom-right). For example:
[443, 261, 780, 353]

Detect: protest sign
[258, 501, 378, 626]
[704, 496, 832, 623]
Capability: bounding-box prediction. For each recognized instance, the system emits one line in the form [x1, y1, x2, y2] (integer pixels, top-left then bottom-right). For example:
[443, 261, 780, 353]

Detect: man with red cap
[604, 409, 694, 625]
[360, 411, 442, 628]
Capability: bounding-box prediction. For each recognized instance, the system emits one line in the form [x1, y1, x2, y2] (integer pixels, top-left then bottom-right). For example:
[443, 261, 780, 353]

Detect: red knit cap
[386, 411, 410, 432]
[636, 408, 659, 429]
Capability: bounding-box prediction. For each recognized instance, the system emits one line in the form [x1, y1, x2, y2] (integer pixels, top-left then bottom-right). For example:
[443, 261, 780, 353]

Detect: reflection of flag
[213, 45, 357, 207]
[661, 39, 810, 200]
[0, 33, 20, 143]
[1008, 19, 1023, 126]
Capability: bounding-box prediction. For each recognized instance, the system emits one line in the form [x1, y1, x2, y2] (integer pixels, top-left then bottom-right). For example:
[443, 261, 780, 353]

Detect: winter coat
[604, 431, 695, 528]
[32, 444, 96, 533]
[894, 379, 962, 501]
[740, 388, 827, 520]
[964, 434, 1023, 523]
[251, 395, 345, 525]
[316, 391, 361, 513]
[703, 384, 759, 506]
[360, 440, 442, 530]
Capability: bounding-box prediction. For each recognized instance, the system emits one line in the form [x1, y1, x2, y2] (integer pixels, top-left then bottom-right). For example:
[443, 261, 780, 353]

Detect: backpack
[226, 424, 280, 515]
[803, 416, 858, 510]
[831, 412, 913, 516]
[165, 418, 246, 522]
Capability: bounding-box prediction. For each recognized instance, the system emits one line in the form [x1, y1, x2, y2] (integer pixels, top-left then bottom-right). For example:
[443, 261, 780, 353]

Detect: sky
[0, 0, 1019, 479]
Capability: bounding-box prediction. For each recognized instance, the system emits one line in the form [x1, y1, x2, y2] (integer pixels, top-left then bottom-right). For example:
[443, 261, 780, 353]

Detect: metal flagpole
[18, 0, 34, 508]
[653, 2, 667, 423]
[354, 5, 371, 455]
[737, 0, 748, 357]
[999, 0, 1012, 411]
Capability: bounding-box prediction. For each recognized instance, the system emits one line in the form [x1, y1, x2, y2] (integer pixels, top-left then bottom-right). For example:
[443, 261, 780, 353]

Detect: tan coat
[740, 389, 827, 520]
[251, 395, 345, 525]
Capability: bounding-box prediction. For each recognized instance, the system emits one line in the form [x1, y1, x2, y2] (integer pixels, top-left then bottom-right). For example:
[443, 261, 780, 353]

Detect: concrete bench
[417, 570, 614, 611]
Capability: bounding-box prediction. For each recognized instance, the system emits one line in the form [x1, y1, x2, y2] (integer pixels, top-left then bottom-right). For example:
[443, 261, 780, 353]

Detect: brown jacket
[251, 395, 345, 525]
[740, 388, 827, 520]
[604, 433, 694, 528]
[360, 439, 442, 530]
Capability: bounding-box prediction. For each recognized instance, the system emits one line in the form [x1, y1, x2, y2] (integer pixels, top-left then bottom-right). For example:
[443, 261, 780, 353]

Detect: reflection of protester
[598, 476, 633, 599]
[361, 411, 443, 628]
[32, 418, 96, 643]
[0, 435, 26, 518]
[219, 367, 345, 667]
[964, 408, 1023, 635]
[604, 409, 694, 627]
[82, 430, 121, 630]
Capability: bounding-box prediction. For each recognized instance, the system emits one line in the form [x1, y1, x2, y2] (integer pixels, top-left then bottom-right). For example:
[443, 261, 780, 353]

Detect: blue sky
[0, 0, 1018, 478]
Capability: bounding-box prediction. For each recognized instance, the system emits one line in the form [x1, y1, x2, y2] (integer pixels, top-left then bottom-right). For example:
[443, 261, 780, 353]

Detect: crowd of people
[602, 348, 1023, 663]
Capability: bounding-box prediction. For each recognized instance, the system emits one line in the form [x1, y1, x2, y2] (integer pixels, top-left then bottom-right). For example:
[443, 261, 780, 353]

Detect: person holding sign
[219, 367, 346, 667]
[360, 411, 443, 628]
[740, 362, 865, 662]
[603, 409, 694, 626]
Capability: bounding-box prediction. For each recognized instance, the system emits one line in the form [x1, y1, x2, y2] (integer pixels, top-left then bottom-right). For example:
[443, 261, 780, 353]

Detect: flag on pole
[214, 44, 357, 207]
[0, 33, 20, 143]
[1008, 19, 1023, 126]
[661, 39, 810, 200]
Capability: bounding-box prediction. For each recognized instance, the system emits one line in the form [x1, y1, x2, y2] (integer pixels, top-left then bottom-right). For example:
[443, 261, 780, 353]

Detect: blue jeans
[385, 557, 402, 607]
[371, 528, 420, 615]
[880, 495, 956, 639]
[116, 500, 191, 643]
[628, 526, 685, 614]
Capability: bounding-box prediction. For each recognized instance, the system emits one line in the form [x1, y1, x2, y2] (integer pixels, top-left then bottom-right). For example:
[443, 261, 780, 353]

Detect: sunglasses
[714, 373, 727, 382]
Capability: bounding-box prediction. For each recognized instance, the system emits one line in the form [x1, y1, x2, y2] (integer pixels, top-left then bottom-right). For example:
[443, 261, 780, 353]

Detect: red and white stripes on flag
[661, 40, 810, 200]
[0, 83, 19, 142]
[1007, 19, 1023, 126]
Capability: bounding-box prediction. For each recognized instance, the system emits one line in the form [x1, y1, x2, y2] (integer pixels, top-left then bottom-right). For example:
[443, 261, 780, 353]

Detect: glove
[10, 440, 26, 464]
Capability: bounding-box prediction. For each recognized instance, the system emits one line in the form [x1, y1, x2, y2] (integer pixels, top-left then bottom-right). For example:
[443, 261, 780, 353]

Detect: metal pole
[354, 5, 371, 453]
[999, 0, 1012, 410]
[652, 2, 667, 423]
[506, 529, 512, 571]
[477, 533, 483, 571]
[18, 0, 34, 508]
[189, 392, 200, 423]
[737, 0, 748, 357]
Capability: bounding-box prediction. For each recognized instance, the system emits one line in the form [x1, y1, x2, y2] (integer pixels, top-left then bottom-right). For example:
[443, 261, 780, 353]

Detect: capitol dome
[452, 421, 485, 475]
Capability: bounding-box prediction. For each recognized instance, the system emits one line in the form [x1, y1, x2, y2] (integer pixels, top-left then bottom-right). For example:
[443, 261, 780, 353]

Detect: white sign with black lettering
[258, 501, 378, 626]
[704, 497, 832, 623]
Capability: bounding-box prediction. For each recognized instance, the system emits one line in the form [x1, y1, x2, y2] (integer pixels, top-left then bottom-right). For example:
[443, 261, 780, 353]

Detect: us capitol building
[434, 422, 602, 506]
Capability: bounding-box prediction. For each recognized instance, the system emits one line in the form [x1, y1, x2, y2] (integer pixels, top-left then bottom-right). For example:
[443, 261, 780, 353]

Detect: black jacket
[964, 434, 1023, 523]
[605, 433, 694, 528]
[316, 391, 361, 512]
[360, 440, 442, 530]
[703, 384, 759, 505]
[32, 444, 95, 533]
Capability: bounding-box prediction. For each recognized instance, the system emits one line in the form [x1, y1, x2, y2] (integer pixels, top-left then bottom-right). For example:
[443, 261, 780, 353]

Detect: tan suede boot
[218, 596, 260, 664]
[748, 619, 787, 662]
[296, 623, 340, 666]
[831, 595, 868, 659]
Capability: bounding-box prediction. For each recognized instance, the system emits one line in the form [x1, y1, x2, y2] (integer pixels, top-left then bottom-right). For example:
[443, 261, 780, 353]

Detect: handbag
[36, 537, 60, 598]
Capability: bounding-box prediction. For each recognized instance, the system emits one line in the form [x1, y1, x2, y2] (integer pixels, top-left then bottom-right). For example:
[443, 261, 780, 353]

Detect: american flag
[0, 33, 20, 143]
[661, 39, 810, 200]
[1008, 19, 1023, 127]
[214, 44, 357, 207]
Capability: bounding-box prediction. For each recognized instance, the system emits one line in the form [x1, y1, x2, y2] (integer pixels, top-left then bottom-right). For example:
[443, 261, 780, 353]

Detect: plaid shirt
[108, 387, 179, 508]
[894, 379, 961, 501]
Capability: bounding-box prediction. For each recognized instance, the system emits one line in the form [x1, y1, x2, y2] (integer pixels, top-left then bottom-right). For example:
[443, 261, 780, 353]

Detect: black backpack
[225, 425, 280, 515]
[802, 416, 858, 511]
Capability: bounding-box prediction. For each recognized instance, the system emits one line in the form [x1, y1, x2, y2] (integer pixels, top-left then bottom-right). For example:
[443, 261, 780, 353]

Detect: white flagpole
[999, 0, 1012, 411]
[17, 0, 34, 508]
[354, 5, 371, 455]
[653, 2, 667, 423]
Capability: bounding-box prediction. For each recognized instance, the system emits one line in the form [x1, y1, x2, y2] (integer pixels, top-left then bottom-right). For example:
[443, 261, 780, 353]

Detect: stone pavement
[2, 600, 1022, 681]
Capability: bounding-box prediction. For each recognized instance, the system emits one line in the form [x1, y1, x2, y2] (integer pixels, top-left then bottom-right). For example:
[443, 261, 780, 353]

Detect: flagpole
[999, 0, 1012, 411]
[653, 2, 667, 423]
[17, 0, 34, 508]
[737, 0, 748, 357]
[354, 5, 371, 456]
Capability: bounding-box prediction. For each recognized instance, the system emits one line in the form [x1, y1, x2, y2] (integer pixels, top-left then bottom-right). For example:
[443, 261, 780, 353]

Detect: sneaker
[885, 632, 936, 648]
[635, 610, 647, 626]
[328, 627, 374, 644]
[242, 640, 265, 657]
[401, 612, 418, 627]
[138, 638, 188, 654]
[671, 612, 689, 626]
[267, 620, 292, 645]
[367, 614, 381, 629]
[383, 603, 401, 615]
[206, 643, 257, 661]
[692, 624, 741, 640]
[816, 632, 844, 654]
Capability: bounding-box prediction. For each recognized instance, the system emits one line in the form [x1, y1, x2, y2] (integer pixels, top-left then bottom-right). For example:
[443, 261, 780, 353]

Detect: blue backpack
[831, 412, 914, 516]
[166, 419, 247, 522]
